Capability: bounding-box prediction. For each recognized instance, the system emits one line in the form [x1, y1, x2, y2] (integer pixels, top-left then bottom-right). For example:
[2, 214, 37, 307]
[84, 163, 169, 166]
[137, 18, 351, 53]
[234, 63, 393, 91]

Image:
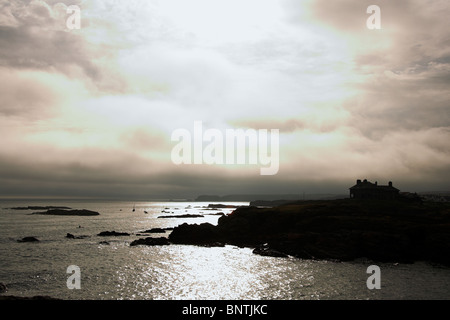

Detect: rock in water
[158, 214, 204, 218]
[97, 231, 130, 237]
[32, 209, 99, 216]
[17, 236, 39, 243]
[130, 237, 170, 246]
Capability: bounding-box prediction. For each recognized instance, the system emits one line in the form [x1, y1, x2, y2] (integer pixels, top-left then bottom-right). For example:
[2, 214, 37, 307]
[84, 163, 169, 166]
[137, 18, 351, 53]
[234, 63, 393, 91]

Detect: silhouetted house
[349, 179, 400, 199]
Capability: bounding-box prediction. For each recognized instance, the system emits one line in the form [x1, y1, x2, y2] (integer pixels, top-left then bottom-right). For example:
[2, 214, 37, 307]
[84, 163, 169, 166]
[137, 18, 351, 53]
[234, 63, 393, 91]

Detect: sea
[1, 199, 449, 300]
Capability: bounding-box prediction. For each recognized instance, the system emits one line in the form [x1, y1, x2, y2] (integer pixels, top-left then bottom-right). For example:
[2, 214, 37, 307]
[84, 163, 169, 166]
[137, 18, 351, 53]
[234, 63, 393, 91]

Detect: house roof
[349, 180, 399, 191]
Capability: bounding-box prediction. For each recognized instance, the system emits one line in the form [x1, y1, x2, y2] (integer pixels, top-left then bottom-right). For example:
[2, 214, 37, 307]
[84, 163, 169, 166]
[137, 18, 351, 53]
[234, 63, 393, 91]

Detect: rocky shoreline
[9, 199, 450, 266]
[167, 199, 450, 266]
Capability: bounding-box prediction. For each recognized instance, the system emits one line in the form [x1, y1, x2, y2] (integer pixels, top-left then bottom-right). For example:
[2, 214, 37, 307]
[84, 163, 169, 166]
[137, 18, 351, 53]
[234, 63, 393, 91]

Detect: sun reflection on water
[112, 244, 311, 300]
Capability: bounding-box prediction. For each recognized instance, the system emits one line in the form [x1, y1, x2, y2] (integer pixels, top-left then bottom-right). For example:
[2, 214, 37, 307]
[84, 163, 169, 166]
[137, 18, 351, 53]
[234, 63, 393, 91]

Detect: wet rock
[130, 237, 170, 246]
[0, 283, 7, 293]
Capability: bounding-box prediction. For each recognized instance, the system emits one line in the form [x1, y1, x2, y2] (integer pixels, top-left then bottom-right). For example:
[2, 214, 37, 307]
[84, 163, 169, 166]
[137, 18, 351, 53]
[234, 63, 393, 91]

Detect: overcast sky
[0, 0, 449, 199]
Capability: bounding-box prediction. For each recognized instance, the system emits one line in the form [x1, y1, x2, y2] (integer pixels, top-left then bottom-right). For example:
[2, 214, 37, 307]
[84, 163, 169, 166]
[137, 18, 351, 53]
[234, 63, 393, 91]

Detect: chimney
[389, 181, 393, 187]
[375, 181, 378, 186]
[357, 179, 361, 185]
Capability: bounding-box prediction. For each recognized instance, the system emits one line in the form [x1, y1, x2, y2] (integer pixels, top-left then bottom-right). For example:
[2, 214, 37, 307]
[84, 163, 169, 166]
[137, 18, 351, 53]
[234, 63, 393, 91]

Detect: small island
[32, 209, 100, 216]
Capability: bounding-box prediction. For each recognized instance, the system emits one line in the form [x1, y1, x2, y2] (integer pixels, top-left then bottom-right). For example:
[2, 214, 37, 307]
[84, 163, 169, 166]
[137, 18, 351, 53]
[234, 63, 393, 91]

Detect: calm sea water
[0, 199, 449, 300]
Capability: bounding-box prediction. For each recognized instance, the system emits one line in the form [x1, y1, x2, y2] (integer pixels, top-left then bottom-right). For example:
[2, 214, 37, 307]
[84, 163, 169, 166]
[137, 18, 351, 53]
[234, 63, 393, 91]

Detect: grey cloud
[0, 0, 113, 88]
[0, 25, 100, 80]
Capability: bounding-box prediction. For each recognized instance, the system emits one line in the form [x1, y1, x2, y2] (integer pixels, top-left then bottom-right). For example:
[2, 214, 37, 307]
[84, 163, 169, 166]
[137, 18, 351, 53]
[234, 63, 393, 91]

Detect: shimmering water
[1, 200, 449, 300]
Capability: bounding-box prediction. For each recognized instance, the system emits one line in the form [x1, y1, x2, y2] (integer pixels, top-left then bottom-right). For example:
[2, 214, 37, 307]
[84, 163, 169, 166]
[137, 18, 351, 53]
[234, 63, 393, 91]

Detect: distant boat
[144, 210, 148, 214]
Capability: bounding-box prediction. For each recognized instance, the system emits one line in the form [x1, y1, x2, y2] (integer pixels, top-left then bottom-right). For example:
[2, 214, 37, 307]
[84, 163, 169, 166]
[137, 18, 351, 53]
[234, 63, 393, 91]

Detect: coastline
[168, 198, 450, 266]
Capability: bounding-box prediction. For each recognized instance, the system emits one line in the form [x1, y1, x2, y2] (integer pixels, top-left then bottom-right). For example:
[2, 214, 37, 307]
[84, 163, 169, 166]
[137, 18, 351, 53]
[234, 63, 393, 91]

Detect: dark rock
[158, 214, 204, 218]
[17, 236, 39, 243]
[130, 237, 170, 246]
[97, 231, 130, 237]
[32, 209, 99, 216]
[206, 212, 225, 216]
[169, 223, 221, 245]
[0, 283, 7, 293]
[139, 228, 166, 233]
[99, 241, 110, 245]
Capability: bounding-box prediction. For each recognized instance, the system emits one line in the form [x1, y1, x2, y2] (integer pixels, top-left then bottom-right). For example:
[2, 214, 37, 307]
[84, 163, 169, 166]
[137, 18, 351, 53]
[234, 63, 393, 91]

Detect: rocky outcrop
[0, 283, 7, 293]
[169, 223, 221, 246]
[169, 199, 450, 265]
[130, 237, 170, 246]
[32, 209, 99, 216]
